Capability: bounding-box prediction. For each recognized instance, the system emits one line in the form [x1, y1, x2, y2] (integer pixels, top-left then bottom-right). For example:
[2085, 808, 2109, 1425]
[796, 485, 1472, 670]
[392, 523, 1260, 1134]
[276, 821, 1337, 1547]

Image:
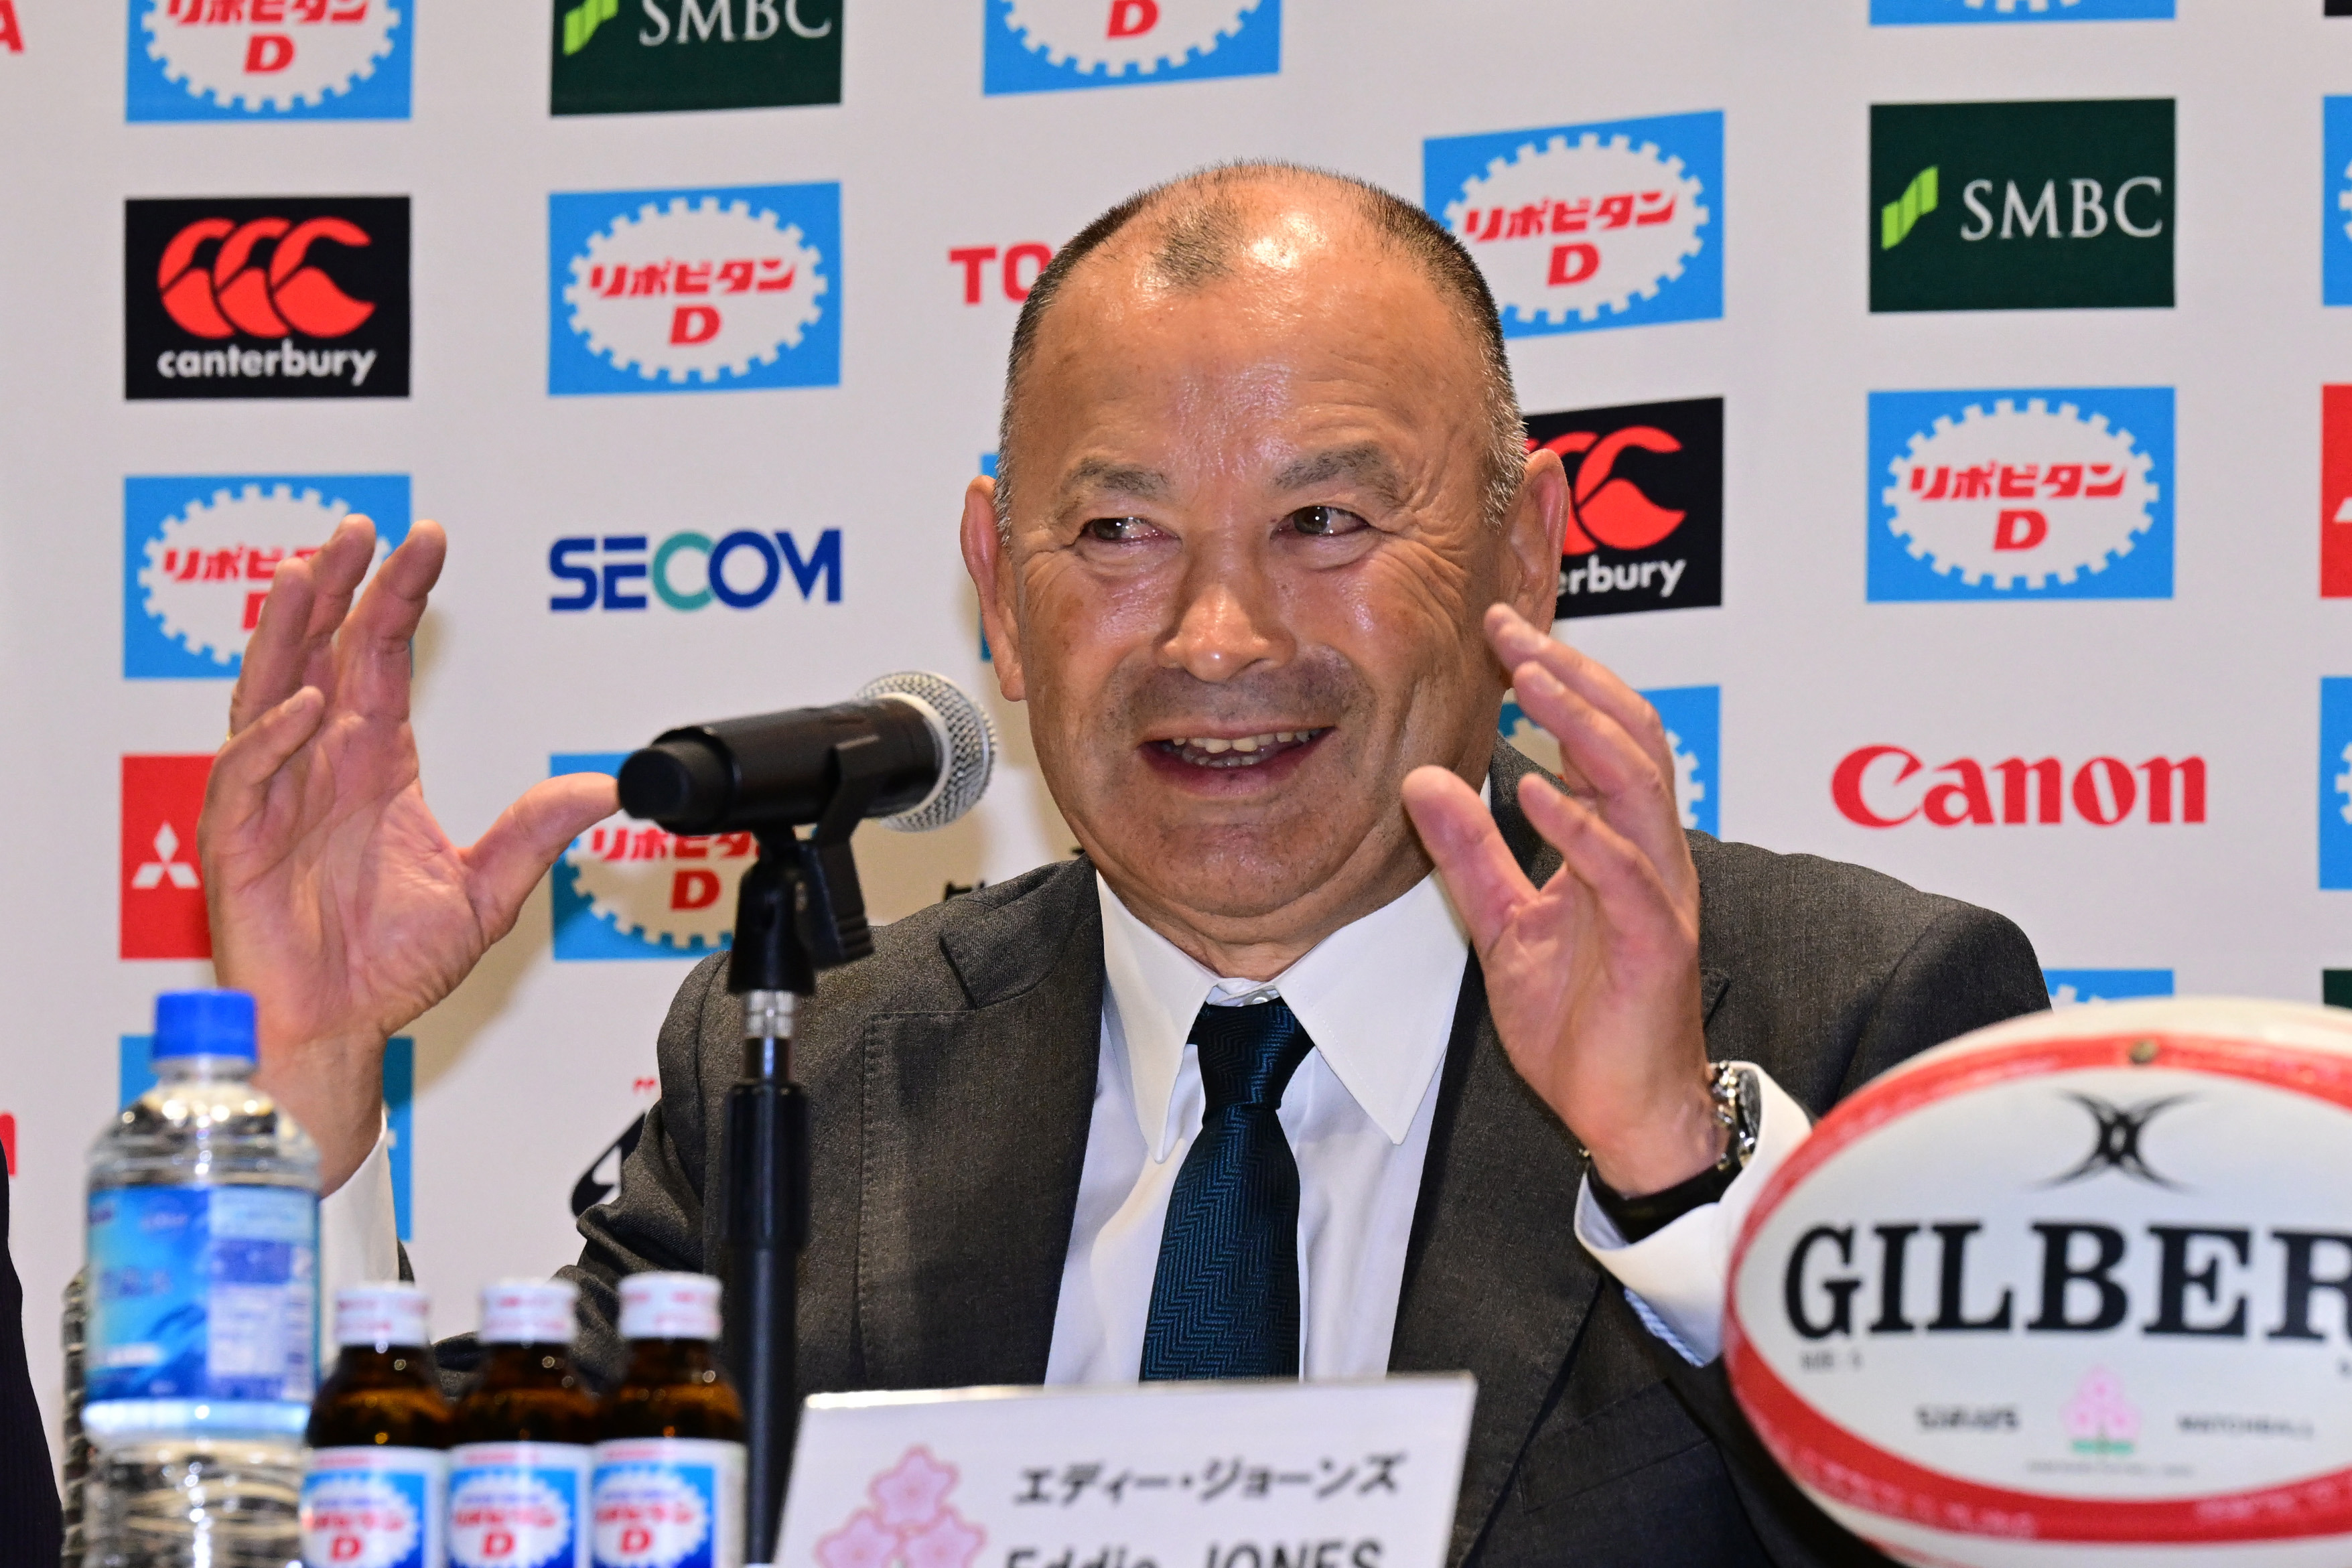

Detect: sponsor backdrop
[0, 0, 2348, 1472]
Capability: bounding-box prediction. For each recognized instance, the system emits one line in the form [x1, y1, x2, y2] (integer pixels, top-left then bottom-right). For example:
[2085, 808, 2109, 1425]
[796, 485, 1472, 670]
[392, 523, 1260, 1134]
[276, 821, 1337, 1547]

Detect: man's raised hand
[199, 517, 618, 1192]
[1401, 603, 1720, 1198]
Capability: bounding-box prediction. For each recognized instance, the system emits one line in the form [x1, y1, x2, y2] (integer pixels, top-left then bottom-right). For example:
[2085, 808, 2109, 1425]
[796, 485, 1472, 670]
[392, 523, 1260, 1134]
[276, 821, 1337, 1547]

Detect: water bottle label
[303, 1447, 448, 1568]
[449, 1443, 592, 1568]
[590, 1439, 745, 1568]
[86, 1184, 318, 1407]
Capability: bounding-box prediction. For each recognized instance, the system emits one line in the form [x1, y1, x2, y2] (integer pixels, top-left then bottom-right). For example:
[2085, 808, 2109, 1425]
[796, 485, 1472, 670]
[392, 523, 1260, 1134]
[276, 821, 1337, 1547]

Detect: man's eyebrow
[1059, 457, 1171, 505]
[1271, 444, 1405, 503]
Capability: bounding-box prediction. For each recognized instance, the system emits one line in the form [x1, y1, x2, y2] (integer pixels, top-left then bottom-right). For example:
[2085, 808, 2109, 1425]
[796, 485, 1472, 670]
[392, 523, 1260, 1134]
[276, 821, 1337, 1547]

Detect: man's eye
[1082, 516, 1157, 543]
[1287, 505, 1367, 537]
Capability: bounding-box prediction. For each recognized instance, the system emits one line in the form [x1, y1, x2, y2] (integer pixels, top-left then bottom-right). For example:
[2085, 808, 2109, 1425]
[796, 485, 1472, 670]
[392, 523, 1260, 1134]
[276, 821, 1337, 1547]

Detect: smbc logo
[1870, 98, 2173, 312]
[548, 528, 841, 612]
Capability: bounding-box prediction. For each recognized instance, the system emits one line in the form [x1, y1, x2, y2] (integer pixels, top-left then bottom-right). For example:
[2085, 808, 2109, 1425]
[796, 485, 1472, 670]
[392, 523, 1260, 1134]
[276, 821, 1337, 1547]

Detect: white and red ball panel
[1727, 999, 2352, 1568]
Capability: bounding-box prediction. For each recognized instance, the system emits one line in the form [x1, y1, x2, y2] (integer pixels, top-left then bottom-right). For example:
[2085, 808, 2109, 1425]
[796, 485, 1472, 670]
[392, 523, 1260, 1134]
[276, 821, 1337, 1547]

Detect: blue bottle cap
[153, 989, 257, 1061]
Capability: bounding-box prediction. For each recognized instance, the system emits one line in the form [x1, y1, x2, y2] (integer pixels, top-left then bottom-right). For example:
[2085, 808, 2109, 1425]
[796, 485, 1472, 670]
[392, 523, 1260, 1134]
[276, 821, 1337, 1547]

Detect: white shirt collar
[1096, 865, 1472, 1159]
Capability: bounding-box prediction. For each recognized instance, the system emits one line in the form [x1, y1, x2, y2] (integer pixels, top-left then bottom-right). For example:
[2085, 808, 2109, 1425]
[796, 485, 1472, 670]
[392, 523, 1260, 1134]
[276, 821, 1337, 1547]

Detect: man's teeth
[1166, 730, 1320, 768]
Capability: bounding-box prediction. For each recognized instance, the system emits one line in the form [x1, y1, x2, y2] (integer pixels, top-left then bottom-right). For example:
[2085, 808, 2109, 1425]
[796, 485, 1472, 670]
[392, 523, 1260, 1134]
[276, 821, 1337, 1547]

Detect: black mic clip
[725, 731, 887, 999]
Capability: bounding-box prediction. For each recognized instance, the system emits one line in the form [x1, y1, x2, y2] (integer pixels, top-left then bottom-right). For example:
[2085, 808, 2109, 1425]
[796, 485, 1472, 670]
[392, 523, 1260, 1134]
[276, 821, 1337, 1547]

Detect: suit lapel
[855, 861, 1105, 1390]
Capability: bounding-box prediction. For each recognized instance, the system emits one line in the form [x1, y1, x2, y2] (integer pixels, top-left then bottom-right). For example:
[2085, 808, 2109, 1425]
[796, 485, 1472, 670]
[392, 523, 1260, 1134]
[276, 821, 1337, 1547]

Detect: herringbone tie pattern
[1139, 997, 1316, 1380]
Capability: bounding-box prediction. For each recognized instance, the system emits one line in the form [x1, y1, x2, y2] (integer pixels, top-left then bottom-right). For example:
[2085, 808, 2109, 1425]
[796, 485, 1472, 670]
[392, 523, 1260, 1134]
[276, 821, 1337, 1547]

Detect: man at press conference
[197, 165, 2049, 1566]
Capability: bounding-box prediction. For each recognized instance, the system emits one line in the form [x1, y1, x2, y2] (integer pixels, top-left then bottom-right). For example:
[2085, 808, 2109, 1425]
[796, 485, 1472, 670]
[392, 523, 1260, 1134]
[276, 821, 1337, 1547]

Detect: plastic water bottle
[82, 989, 321, 1568]
[301, 1285, 453, 1568]
[592, 1273, 744, 1568]
[448, 1281, 599, 1568]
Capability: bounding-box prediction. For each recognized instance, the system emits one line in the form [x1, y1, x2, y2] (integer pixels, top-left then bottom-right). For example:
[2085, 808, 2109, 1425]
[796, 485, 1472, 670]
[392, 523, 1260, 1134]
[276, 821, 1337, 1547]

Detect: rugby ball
[1726, 998, 2352, 1567]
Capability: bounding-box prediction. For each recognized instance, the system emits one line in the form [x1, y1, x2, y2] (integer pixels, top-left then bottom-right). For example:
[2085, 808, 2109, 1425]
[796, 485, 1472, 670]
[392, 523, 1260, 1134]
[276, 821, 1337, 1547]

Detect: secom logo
[1868, 387, 2172, 601]
[1425, 111, 1722, 338]
[1872, 0, 2171, 21]
[552, 753, 752, 958]
[129, 0, 409, 121]
[982, 0, 1278, 94]
[551, 183, 839, 394]
[1501, 684, 1718, 837]
[547, 528, 841, 611]
[1834, 746, 2205, 829]
[126, 474, 409, 678]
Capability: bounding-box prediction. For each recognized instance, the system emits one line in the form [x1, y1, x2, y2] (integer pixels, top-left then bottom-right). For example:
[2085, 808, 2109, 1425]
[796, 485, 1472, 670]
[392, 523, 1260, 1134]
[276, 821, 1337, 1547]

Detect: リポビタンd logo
[550, 184, 839, 395]
[551, 0, 838, 116]
[1425, 111, 1722, 338]
[2324, 678, 2352, 890]
[1501, 685, 1718, 837]
[2324, 98, 2352, 306]
[129, 0, 409, 119]
[1872, 99, 2172, 312]
[125, 475, 409, 678]
[1868, 387, 2172, 599]
[1872, 0, 2172, 22]
[1527, 397, 1722, 620]
[2044, 969, 2174, 1008]
[127, 196, 410, 399]
[553, 754, 754, 958]
[982, 0, 1277, 94]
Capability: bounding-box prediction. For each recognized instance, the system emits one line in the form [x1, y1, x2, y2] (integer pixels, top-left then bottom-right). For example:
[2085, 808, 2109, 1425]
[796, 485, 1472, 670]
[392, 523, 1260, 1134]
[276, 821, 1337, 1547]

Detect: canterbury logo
[1882, 165, 1939, 251]
[1535, 426, 1687, 554]
[157, 216, 376, 340]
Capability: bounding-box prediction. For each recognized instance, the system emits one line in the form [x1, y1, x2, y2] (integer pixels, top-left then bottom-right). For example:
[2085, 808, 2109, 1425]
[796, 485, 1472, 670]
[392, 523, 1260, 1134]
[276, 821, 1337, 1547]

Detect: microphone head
[855, 670, 998, 833]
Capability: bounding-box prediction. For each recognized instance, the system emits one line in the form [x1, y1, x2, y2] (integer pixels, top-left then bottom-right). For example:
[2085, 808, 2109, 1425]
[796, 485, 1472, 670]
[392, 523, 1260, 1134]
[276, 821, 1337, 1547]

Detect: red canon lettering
[1831, 746, 1923, 829]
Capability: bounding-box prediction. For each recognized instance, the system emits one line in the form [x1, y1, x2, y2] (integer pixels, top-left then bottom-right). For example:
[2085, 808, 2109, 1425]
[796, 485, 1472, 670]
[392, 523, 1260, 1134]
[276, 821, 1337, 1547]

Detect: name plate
[774, 1376, 1476, 1568]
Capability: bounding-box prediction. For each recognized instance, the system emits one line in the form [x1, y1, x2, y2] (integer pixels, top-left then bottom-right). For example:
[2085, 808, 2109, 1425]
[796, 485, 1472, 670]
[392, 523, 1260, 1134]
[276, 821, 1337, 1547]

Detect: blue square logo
[1872, 0, 2170, 21]
[127, 0, 410, 121]
[1867, 387, 2172, 601]
[122, 1035, 414, 1239]
[982, 0, 1279, 94]
[2327, 98, 2352, 307]
[125, 475, 410, 679]
[549, 184, 841, 396]
[552, 754, 757, 958]
[1499, 682, 1718, 837]
[2044, 969, 2173, 1005]
[2324, 679, 2352, 889]
[1424, 111, 1722, 338]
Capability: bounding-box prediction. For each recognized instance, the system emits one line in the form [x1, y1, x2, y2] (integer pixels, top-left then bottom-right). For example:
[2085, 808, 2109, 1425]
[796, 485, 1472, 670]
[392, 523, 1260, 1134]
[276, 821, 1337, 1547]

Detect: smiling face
[963, 181, 1566, 968]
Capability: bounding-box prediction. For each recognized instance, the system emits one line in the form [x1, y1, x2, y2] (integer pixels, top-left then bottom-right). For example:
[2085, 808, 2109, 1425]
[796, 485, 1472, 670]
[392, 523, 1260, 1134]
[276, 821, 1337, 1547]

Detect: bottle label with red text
[449, 1442, 592, 1568]
[301, 1445, 447, 1568]
[590, 1437, 744, 1568]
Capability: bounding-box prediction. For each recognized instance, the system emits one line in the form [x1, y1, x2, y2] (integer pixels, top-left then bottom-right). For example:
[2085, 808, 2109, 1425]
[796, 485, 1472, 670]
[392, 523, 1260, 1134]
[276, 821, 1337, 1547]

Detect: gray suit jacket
[442, 741, 2049, 1566]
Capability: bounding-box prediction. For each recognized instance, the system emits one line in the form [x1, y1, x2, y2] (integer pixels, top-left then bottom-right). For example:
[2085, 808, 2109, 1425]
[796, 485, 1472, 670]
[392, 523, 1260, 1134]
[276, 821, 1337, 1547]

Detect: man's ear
[960, 474, 1027, 701]
[1499, 445, 1568, 628]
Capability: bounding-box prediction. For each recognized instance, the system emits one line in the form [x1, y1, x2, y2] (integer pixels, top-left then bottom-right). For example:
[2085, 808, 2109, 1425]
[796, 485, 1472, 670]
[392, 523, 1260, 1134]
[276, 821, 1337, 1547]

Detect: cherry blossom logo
[2063, 1366, 2138, 1455]
[814, 1449, 983, 1568]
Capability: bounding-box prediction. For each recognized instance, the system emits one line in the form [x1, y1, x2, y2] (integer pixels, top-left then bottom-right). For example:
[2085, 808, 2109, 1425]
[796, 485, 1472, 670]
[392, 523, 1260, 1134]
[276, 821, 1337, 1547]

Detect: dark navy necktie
[1140, 996, 1316, 1380]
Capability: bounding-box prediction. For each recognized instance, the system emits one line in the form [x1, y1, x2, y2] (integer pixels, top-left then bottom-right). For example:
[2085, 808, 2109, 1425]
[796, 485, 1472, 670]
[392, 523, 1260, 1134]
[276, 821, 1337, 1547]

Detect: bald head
[994, 163, 1525, 536]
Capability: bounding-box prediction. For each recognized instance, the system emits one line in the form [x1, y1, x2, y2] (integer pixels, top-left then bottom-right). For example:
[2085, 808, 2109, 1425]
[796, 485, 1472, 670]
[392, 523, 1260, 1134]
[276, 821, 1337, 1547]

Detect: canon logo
[1832, 746, 2205, 829]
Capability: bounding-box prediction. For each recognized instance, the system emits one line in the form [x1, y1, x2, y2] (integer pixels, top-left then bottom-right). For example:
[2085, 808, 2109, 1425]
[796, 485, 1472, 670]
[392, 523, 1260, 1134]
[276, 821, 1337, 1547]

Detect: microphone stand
[717, 735, 886, 1565]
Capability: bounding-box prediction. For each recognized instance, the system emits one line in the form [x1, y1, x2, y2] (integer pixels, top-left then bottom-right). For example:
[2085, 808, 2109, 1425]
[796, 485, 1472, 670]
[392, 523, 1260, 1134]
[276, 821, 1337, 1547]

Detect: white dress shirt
[322, 868, 1811, 1369]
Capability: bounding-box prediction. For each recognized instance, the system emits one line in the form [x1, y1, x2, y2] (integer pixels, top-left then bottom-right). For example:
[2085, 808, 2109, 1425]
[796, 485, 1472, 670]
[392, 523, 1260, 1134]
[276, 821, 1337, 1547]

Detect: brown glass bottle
[449, 1342, 602, 1446]
[602, 1338, 742, 1441]
[307, 1344, 454, 1449]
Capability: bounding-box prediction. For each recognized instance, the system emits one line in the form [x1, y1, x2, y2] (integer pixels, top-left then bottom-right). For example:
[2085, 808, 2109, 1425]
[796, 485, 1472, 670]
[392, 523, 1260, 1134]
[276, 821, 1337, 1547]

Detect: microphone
[616, 670, 998, 837]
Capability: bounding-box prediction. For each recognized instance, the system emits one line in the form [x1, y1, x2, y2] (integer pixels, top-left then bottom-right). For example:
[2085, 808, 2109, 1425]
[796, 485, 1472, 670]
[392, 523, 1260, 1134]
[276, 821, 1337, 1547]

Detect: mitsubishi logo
[2045, 1093, 2188, 1190]
[131, 821, 200, 891]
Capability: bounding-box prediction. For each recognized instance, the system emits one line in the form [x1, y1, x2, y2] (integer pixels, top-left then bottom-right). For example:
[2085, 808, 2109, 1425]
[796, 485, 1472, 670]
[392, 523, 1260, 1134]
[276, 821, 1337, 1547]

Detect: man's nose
[1159, 553, 1291, 683]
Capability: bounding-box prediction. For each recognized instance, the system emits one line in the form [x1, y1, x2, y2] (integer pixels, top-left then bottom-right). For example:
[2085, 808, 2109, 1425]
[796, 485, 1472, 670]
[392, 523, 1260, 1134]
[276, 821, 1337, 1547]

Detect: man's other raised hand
[198, 518, 618, 1193]
[1402, 604, 1722, 1201]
